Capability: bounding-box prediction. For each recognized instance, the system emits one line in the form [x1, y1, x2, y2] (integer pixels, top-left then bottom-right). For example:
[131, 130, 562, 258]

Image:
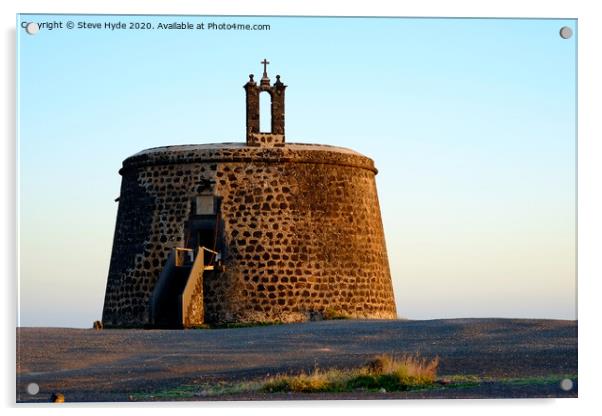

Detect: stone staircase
[150, 247, 217, 328]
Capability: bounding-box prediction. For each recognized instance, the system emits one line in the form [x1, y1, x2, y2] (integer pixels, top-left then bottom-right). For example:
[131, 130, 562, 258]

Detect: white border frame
[3, 1, 601, 415]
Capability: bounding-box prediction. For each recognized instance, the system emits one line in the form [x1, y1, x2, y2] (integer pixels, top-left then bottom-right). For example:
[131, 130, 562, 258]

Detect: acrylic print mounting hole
[26, 383, 39, 396]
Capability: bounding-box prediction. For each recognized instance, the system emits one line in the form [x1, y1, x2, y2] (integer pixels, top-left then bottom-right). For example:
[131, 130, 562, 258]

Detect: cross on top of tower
[261, 59, 270, 77]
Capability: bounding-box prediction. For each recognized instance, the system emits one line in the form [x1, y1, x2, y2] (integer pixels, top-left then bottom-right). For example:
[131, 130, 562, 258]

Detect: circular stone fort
[101, 62, 397, 328]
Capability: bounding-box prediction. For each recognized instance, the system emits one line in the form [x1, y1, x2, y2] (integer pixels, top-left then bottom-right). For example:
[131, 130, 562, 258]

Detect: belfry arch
[259, 90, 271, 133]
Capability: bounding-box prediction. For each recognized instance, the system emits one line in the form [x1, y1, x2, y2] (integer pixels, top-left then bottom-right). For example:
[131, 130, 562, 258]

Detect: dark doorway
[186, 218, 218, 260]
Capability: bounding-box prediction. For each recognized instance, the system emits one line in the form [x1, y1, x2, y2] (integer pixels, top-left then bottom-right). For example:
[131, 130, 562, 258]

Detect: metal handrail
[199, 246, 219, 256]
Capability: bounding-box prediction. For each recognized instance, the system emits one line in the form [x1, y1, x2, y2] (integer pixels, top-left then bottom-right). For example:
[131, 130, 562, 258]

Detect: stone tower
[101, 61, 397, 328]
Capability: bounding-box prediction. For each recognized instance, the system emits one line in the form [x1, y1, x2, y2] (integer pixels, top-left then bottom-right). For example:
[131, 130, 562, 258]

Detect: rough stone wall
[102, 161, 210, 327]
[102, 143, 397, 327]
[246, 133, 284, 147]
[101, 171, 156, 326]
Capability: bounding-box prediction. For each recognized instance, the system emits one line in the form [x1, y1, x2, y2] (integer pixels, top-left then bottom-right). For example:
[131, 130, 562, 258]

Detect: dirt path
[16, 318, 577, 402]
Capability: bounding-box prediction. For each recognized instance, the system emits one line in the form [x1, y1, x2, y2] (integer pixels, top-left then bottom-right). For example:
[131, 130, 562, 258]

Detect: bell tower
[244, 59, 287, 147]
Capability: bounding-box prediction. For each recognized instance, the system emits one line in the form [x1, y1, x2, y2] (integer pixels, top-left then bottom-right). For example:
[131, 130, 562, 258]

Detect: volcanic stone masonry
[101, 61, 397, 327]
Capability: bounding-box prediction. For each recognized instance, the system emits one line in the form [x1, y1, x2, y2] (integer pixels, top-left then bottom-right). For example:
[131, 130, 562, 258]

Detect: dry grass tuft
[263, 367, 347, 393]
[366, 354, 439, 384]
[323, 308, 350, 320]
[262, 353, 440, 393]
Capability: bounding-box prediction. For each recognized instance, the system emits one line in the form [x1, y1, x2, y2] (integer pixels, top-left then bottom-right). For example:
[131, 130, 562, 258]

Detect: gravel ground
[16, 318, 577, 402]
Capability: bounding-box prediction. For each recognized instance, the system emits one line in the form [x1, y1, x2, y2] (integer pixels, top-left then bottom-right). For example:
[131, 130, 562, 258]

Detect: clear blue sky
[17, 15, 576, 327]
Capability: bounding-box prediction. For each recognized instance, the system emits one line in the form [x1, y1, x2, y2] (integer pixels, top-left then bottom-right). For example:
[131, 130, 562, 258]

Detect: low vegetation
[262, 354, 439, 393]
[209, 321, 284, 329]
[130, 365, 578, 400]
[129, 353, 578, 401]
[322, 308, 350, 320]
[129, 354, 439, 400]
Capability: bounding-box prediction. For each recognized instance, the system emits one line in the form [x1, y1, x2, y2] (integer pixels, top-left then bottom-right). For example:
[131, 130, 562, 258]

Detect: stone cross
[261, 59, 270, 76]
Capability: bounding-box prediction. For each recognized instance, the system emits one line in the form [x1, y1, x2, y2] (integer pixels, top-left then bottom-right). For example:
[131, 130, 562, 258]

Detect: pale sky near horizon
[17, 15, 576, 327]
